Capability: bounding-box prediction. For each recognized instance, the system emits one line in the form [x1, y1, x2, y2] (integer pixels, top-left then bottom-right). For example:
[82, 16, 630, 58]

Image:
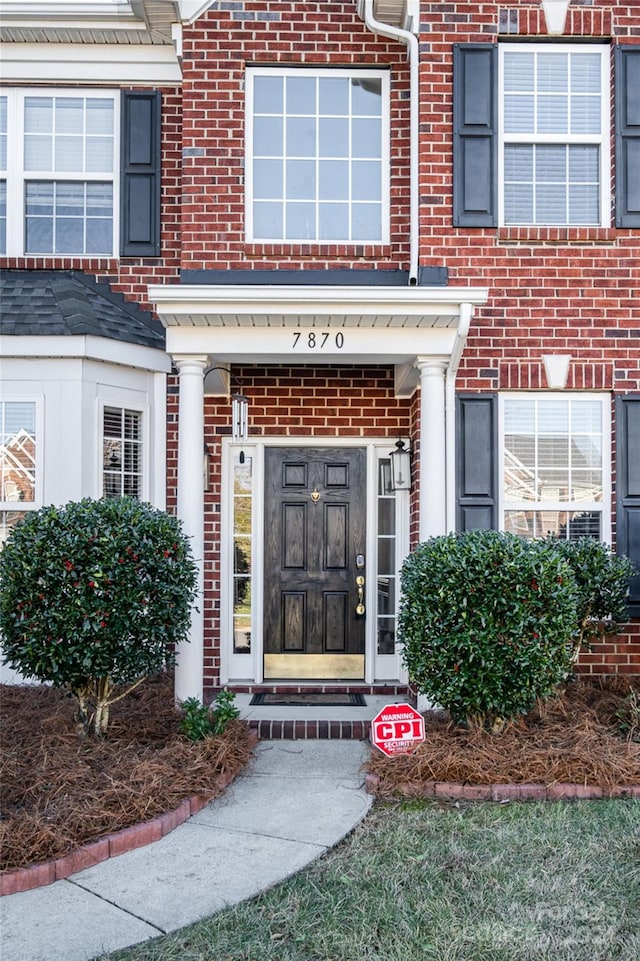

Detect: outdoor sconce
[232, 393, 249, 442]
[204, 366, 250, 442]
[541, 0, 570, 35]
[203, 443, 210, 492]
[389, 440, 412, 492]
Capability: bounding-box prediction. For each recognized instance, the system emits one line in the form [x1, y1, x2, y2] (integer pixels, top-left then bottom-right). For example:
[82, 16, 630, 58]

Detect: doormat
[249, 693, 367, 707]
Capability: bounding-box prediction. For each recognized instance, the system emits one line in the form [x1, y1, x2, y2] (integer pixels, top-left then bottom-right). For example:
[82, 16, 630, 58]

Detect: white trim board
[0, 43, 182, 83]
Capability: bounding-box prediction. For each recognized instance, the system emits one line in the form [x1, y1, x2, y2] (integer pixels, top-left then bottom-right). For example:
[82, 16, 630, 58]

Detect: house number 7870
[292, 331, 345, 349]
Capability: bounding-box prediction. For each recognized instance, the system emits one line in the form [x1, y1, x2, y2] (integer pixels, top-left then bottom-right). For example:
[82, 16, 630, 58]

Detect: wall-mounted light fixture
[541, 0, 570, 35]
[389, 439, 412, 491]
[204, 366, 250, 442]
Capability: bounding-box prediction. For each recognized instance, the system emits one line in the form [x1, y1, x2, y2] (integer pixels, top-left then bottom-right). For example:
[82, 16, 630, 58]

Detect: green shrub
[0, 497, 198, 736]
[544, 537, 635, 653]
[210, 688, 240, 735]
[180, 697, 215, 741]
[398, 530, 579, 728]
[179, 690, 240, 741]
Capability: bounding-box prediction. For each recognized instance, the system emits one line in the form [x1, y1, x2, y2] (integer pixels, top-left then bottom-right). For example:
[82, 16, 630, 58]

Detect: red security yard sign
[371, 703, 425, 757]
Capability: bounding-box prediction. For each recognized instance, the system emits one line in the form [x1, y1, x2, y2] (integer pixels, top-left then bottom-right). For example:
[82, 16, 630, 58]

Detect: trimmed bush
[544, 537, 634, 653]
[0, 497, 198, 736]
[398, 530, 579, 728]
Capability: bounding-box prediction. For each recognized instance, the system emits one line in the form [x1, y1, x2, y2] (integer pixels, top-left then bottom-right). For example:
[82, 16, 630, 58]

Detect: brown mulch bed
[0, 673, 255, 873]
[366, 676, 640, 798]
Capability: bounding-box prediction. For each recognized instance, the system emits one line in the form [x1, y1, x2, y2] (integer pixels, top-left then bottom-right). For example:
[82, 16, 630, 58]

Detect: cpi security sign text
[370, 702, 425, 757]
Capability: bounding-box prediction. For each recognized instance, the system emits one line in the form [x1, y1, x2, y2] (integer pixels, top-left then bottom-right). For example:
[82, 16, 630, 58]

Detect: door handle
[356, 574, 365, 616]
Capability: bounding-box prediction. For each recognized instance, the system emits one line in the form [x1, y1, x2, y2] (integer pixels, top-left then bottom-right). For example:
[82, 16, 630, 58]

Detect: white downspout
[359, 0, 419, 285]
[445, 302, 473, 532]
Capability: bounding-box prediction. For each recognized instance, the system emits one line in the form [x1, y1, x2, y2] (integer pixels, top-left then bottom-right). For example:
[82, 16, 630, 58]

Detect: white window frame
[498, 44, 610, 228]
[498, 392, 611, 543]
[245, 66, 390, 245]
[98, 400, 147, 501]
[0, 397, 43, 538]
[1, 88, 119, 258]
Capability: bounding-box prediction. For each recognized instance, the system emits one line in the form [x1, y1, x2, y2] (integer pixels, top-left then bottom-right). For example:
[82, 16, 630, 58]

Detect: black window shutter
[120, 90, 161, 257]
[616, 396, 640, 617]
[453, 44, 498, 227]
[456, 394, 498, 531]
[615, 45, 640, 229]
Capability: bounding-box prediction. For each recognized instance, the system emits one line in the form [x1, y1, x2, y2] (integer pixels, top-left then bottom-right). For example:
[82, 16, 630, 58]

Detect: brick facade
[2, 0, 638, 685]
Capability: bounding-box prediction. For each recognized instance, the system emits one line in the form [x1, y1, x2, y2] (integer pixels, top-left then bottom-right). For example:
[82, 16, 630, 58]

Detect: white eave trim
[0, 335, 171, 373]
[0, 42, 181, 83]
[0, 2, 136, 18]
[148, 284, 489, 329]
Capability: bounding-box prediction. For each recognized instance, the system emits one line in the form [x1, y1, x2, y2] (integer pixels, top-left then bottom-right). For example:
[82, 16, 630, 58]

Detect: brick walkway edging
[364, 773, 640, 802]
[1, 730, 259, 898]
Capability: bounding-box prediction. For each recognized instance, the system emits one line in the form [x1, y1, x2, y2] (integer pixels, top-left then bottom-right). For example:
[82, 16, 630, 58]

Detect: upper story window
[246, 68, 390, 244]
[1, 89, 117, 257]
[501, 395, 609, 541]
[499, 45, 609, 226]
[452, 43, 640, 230]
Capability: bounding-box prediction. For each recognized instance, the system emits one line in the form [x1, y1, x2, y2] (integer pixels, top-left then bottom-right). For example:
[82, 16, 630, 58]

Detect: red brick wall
[3, 0, 638, 680]
[410, 1, 639, 673]
[179, 0, 411, 272]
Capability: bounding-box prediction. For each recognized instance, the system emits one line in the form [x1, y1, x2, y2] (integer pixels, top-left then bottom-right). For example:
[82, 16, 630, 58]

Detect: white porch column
[416, 358, 448, 541]
[173, 355, 208, 704]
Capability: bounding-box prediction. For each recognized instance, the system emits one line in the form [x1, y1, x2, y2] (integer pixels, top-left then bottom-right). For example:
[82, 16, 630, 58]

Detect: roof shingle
[0, 270, 165, 350]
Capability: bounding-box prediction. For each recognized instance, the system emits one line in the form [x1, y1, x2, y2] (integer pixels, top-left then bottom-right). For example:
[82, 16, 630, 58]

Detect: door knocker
[310, 486, 320, 503]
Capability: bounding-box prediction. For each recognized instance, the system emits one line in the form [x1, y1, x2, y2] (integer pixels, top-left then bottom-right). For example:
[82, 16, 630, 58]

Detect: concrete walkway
[1, 740, 373, 961]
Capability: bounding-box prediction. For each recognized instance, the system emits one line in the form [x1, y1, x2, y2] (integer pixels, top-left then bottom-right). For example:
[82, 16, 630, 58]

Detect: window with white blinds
[1, 89, 117, 256]
[501, 395, 609, 541]
[499, 45, 609, 226]
[103, 407, 142, 499]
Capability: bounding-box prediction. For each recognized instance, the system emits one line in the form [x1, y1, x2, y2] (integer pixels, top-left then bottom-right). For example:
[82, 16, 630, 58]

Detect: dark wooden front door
[263, 447, 366, 679]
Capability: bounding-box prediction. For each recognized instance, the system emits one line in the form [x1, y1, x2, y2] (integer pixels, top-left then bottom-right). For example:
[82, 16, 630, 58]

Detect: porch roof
[148, 284, 489, 331]
[148, 283, 489, 396]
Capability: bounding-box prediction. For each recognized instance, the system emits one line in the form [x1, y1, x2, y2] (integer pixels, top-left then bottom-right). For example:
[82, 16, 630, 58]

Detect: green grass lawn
[102, 798, 640, 961]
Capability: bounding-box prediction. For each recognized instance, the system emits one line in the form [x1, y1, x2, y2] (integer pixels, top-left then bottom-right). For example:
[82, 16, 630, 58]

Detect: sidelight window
[232, 451, 253, 655]
[376, 458, 397, 656]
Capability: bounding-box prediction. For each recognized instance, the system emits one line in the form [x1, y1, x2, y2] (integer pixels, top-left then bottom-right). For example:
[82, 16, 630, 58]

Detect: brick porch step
[232, 690, 413, 740]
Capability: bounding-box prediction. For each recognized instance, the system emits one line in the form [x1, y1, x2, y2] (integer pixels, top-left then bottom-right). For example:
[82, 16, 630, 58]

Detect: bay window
[0, 400, 38, 543]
